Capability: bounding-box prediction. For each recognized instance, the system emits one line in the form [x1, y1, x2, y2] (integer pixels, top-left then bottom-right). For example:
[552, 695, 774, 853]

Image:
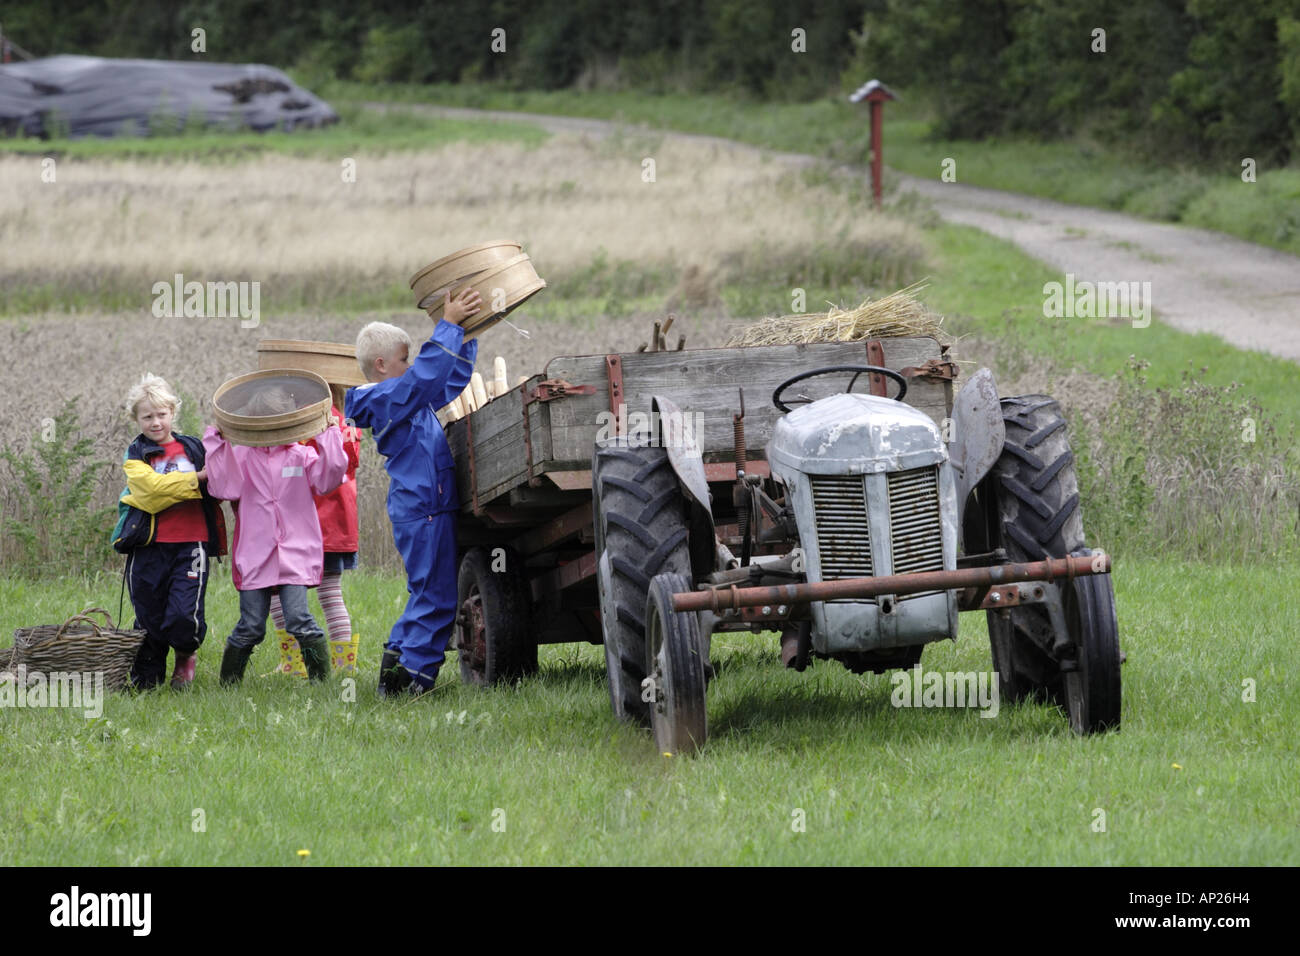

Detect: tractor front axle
[672, 553, 1110, 614]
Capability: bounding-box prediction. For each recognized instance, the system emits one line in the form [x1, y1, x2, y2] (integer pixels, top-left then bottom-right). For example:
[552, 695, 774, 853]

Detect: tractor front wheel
[645, 572, 708, 755]
[1061, 552, 1122, 733]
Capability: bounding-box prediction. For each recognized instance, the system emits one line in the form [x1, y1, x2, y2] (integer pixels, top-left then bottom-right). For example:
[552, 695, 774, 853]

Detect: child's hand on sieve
[443, 287, 482, 327]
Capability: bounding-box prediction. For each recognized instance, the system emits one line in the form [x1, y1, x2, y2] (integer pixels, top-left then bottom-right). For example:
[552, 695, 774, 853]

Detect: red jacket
[307, 406, 361, 553]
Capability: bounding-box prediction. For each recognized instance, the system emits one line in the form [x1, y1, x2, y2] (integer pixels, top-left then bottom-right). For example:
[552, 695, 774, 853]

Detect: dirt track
[407, 104, 1300, 363]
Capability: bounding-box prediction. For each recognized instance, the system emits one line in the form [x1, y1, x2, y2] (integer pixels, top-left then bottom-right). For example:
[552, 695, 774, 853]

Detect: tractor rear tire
[984, 395, 1120, 732]
[592, 437, 692, 725]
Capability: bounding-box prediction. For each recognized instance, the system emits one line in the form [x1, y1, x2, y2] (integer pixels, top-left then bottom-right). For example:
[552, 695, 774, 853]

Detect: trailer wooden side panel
[544, 338, 948, 469]
[447, 383, 552, 510]
[449, 337, 952, 514]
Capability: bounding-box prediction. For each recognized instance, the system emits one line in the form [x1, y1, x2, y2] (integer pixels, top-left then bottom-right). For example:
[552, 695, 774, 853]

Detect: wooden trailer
[445, 336, 956, 669]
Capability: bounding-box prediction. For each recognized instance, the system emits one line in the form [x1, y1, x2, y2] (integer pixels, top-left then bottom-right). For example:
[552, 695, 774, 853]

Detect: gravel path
[897, 176, 1300, 362]
[395, 103, 1300, 363]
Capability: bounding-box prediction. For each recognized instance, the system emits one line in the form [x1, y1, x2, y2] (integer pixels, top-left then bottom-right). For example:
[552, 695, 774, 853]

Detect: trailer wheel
[982, 395, 1119, 732]
[1062, 555, 1122, 734]
[455, 546, 537, 687]
[645, 572, 708, 755]
[592, 437, 692, 725]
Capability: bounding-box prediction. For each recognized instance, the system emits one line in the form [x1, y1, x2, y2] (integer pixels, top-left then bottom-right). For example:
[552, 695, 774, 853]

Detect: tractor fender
[949, 368, 1005, 534]
[651, 394, 716, 578]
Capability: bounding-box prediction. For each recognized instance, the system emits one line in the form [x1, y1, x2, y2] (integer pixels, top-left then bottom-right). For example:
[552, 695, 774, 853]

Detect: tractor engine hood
[767, 393, 947, 475]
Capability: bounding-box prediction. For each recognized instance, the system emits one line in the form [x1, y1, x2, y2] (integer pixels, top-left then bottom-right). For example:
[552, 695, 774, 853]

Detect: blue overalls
[346, 321, 477, 688]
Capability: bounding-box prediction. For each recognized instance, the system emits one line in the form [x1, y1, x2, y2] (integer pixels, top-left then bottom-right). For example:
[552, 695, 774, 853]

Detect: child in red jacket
[270, 393, 362, 675]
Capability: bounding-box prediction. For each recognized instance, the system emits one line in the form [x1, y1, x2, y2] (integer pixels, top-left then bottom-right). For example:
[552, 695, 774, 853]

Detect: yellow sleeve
[122, 459, 201, 514]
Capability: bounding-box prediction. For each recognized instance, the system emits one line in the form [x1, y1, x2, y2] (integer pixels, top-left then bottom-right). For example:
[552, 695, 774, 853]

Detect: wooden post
[870, 98, 884, 209]
[849, 80, 898, 211]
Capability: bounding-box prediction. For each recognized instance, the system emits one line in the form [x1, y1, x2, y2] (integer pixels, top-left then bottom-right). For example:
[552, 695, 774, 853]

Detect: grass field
[1, 559, 1296, 866]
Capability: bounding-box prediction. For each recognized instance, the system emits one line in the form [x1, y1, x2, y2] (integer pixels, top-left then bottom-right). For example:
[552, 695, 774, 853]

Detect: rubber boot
[170, 651, 197, 690]
[220, 644, 255, 686]
[381, 659, 436, 699]
[330, 634, 358, 674]
[298, 634, 331, 682]
[266, 628, 307, 678]
[377, 646, 406, 698]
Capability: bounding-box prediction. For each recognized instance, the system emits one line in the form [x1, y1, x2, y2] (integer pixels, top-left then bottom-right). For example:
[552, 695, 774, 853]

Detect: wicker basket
[3, 608, 145, 691]
[213, 368, 333, 447]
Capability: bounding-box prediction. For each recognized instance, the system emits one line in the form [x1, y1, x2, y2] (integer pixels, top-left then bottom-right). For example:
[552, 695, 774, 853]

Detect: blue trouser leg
[277, 584, 323, 643]
[227, 587, 272, 650]
[390, 513, 458, 689]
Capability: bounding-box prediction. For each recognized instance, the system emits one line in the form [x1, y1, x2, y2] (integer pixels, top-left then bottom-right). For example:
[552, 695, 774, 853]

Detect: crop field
[0, 116, 926, 569]
[1, 110, 1297, 867]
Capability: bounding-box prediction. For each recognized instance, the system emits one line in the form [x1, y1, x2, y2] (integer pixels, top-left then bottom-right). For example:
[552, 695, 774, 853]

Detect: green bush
[1281, 16, 1300, 151]
[1074, 359, 1300, 563]
[0, 400, 116, 578]
[1181, 169, 1300, 253]
[1121, 172, 1207, 221]
[354, 25, 429, 85]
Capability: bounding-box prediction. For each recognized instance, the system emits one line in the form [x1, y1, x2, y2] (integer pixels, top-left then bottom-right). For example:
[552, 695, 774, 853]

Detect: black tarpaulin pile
[0, 54, 337, 138]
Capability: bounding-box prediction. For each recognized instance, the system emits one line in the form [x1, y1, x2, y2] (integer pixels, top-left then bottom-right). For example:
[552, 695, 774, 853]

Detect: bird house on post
[850, 79, 898, 209]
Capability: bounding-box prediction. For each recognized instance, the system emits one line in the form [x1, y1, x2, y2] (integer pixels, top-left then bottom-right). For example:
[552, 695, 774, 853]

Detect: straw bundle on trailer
[722, 283, 948, 348]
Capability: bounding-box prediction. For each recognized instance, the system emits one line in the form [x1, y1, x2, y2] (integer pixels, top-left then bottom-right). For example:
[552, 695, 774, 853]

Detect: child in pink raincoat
[202, 418, 347, 683]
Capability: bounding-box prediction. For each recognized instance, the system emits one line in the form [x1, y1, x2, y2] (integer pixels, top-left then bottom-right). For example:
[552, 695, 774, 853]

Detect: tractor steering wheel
[772, 365, 908, 413]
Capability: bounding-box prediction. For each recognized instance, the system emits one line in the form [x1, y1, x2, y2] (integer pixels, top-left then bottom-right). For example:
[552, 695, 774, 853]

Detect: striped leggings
[270, 572, 351, 643]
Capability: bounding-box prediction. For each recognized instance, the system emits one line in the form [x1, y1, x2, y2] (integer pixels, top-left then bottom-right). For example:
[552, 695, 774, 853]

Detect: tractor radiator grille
[887, 466, 944, 589]
[809, 475, 873, 581]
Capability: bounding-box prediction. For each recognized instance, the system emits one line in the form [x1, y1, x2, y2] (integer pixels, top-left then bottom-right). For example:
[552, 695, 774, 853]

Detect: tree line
[7, 0, 1297, 164]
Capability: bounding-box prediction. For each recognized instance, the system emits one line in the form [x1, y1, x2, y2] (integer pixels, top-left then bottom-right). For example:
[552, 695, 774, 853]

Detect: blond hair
[125, 373, 180, 418]
[355, 321, 413, 382]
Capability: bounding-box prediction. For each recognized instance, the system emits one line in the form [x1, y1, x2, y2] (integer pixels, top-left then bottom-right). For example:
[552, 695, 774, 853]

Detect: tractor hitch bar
[672, 553, 1110, 614]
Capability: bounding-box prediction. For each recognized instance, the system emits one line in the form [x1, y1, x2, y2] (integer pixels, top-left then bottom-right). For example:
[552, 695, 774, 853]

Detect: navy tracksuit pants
[127, 541, 209, 689]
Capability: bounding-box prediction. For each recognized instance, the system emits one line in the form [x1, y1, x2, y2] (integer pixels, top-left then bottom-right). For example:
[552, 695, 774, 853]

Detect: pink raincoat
[202, 425, 347, 591]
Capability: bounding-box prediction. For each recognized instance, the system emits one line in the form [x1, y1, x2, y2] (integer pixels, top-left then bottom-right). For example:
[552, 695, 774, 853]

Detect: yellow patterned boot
[330, 633, 359, 673]
[266, 628, 307, 678]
